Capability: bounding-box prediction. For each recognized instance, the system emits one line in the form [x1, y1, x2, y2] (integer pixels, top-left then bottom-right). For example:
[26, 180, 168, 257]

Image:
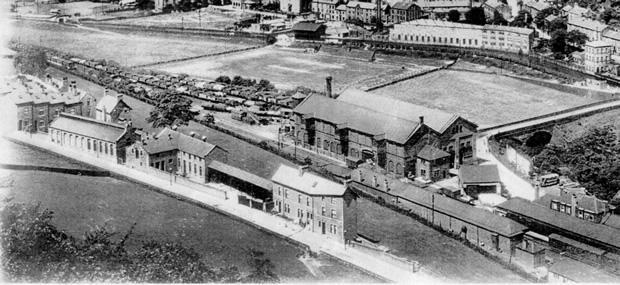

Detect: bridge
[478, 99, 620, 139]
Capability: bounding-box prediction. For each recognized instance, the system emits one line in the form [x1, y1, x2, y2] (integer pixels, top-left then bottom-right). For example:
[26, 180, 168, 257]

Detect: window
[100, 142, 103, 153]
[396, 163, 403, 176]
[322, 206, 326, 216]
[285, 203, 290, 213]
[38, 108, 45, 116]
[104, 143, 108, 154]
[285, 189, 289, 199]
[324, 140, 329, 150]
[331, 197, 336, 204]
[278, 187, 282, 196]
[298, 194, 302, 204]
[199, 166, 202, 176]
[566, 206, 572, 215]
[307, 197, 310, 207]
[331, 209, 337, 218]
[317, 138, 321, 148]
[560, 204, 566, 213]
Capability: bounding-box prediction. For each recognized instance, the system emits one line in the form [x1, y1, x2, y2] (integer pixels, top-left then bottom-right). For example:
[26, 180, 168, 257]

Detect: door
[321, 221, 326, 234]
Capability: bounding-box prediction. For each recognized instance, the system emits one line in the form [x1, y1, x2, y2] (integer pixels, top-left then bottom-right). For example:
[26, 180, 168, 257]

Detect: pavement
[475, 135, 536, 201]
[7, 131, 440, 283]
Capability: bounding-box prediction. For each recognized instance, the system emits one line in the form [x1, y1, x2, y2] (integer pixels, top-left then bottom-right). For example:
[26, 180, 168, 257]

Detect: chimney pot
[325, 76, 333, 99]
[190, 131, 196, 137]
[202, 136, 207, 142]
[299, 165, 309, 177]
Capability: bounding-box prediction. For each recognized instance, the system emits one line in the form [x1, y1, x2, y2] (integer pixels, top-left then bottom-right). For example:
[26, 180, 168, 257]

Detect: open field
[357, 198, 527, 283]
[372, 70, 596, 128]
[154, 46, 411, 90]
[107, 10, 242, 30]
[11, 21, 253, 67]
[0, 164, 382, 283]
[16, 1, 117, 16]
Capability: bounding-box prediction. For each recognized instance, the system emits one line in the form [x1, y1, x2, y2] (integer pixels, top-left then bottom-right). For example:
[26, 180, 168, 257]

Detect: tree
[491, 10, 508, 25]
[535, 7, 558, 27]
[566, 29, 588, 47]
[548, 18, 567, 34]
[257, 79, 275, 91]
[1, 202, 279, 283]
[601, 8, 614, 24]
[13, 46, 48, 77]
[447, 9, 461, 22]
[147, 90, 195, 128]
[511, 10, 532, 27]
[549, 30, 567, 53]
[465, 7, 486, 25]
[215, 75, 231, 84]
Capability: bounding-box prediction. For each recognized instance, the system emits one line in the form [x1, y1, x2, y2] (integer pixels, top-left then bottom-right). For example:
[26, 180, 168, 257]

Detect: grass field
[0, 167, 381, 283]
[357, 198, 527, 283]
[372, 70, 595, 128]
[11, 21, 253, 67]
[107, 10, 240, 30]
[154, 46, 408, 90]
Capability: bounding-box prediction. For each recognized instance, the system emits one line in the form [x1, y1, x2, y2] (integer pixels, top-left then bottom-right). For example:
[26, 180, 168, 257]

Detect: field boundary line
[133, 45, 264, 68]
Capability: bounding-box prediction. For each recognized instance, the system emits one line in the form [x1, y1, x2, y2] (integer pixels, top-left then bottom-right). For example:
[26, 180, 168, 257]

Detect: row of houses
[390, 19, 535, 54]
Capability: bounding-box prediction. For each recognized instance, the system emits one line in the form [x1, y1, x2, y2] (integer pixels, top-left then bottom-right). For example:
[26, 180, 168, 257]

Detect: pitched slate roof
[484, 0, 507, 9]
[392, 1, 418, 10]
[523, 0, 548, 11]
[351, 167, 527, 237]
[399, 19, 485, 30]
[49, 113, 128, 142]
[294, 94, 422, 144]
[459, 165, 501, 184]
[537, 193, 607, 214]
[347, 0, 388, 10]
[417, 145, 450, 161]
[550, 256, 620, 282]
[209, 160, 272, 190]
[497, 198, 620, 249]
[96, 95, 122, 114]
[336, 88, 467, 134]
[272, 164, 346, 196]
[568, 17, 608, 31]
[603, 29, 620, 40]
[292, 22, 324, 32]
[545, 14, 558, 22]
[141, 128, 221, 158]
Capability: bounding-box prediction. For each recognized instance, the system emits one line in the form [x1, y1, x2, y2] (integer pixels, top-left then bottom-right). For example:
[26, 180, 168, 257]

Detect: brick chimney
[190, 131, 196, 137]
[117, 92, 123, 102]
[299, 165, 309, 177]
[419, 116, 424, 124]
[325, 76, 332, 98]
[571, 194, 577, 217]
[201, 135, 207, 142]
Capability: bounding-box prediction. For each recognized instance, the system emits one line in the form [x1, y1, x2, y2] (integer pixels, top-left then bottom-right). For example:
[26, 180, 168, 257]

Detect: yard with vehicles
[371, 69, 596, 128]
[12, 21, 254, 67]
[153, 46, 433, 90]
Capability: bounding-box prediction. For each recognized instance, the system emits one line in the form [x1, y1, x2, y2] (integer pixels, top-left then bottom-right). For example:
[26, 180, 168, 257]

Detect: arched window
[69, 134, 73, 146]
[81, 137, 84, 149]
[317, 138, 321, 148]
[388, 161, 394, 173]
[396, 163, 403, 176]
[336, 143, 341, 154]
[87, 139, 91, 150]
[297, 131, 301, 141]
[330, 142, 335, 153]
[303, 133, 308, 144]
[350, 148, 357, 158]
[324, 140, 329, 150]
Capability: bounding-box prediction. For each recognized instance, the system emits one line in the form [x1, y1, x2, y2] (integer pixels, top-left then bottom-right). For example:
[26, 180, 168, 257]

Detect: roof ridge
[59, 112, 126, 129]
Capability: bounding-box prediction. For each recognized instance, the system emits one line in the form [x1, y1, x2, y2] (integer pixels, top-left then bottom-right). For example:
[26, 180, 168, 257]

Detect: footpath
[6, 131, 441, 283]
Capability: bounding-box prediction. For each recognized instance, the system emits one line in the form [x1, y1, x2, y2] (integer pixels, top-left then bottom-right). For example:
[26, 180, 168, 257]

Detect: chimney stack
[299, 165, 309, 177]
[201, 135, 207, 142]
[419, 116, 424, 124]
[571, 194, 577, 217]
[172, 125, 178, 130]
[325, 76, 332, 99]
[190, 131, 196, 137]
[117, 93, 123, 101]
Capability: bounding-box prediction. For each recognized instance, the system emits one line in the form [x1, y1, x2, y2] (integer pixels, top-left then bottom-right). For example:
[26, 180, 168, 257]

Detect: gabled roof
[392, 1, 418, 10]
[603, 29, 620, 40]
[96, 95, 123, 114]
[336, 4, 347, 10]
[497, 198, 620, 249]
[291, 91, 307, 99]
[209, 160, 272, 190]
[294, 94, 422, 144]
[523, 0, 548, 11]
[568, 17, 608, 31]
[537, 193, 607, 214]
[141, 128, 222, 158]
[459, 165, 501, 184]
[347, 0, 388, 10]
[484, 0, 507, 9]
[271, 164, 346, 196]
[417, 145, 450, 161]
[545, 14, 558, 22]
[336, 88, 468, 134]
[49, 113, 128, 142]
[292, 22, 324, 32]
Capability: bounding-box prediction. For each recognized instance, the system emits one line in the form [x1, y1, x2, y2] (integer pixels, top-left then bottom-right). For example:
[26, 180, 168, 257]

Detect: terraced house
[292, 89, 477, 178]
[271, 164, 358, 244]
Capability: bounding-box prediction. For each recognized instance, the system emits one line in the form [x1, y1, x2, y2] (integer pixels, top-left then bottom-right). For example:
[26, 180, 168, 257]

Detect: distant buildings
[522, 0, 549, 20]
[458, 164, 502, 198]
[292, 22, 327, 40]
[271, 164, 358, 244]
[390, 1, 422, 24]
[280, 0, 312, 14]
[583, 40, 612, 73]
[567, 17, 608, 41]
[49, 113, 136, 163]
[95, 92, 132, 124]
[390, 20, 535, 54]
[345, 1, 389, 24]
[483, 0, 512, 21]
